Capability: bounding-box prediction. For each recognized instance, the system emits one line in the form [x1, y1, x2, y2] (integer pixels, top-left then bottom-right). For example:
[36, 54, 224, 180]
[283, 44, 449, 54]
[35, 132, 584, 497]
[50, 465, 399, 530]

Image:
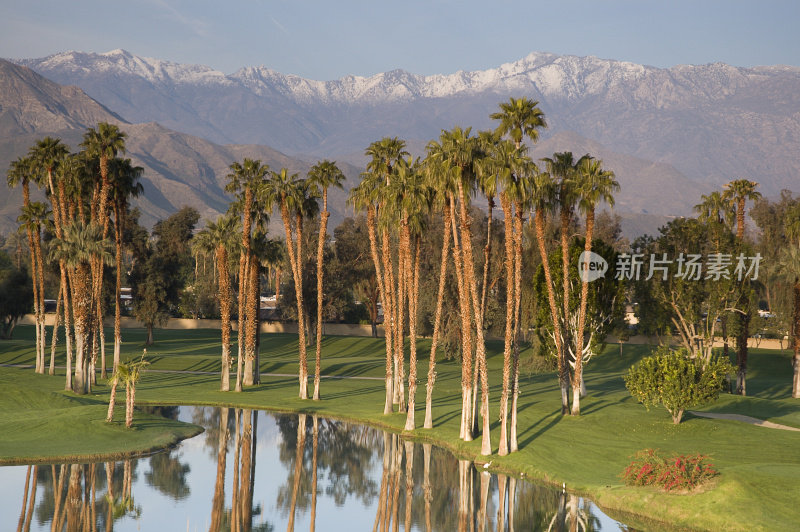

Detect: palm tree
[17, 201, 51, 374]
[571, 156, 618, 416]
[422, 157, 455, 429]
[198, 215, 240, 391]
[349, 171, 396, 414]
[108, 158, 143, 376]
[7, 155, 46, 372]
[695, 191, 735, 228]
[782, 212, 800, 399]
[264, 168, 319, 398]
[724, 179, 762, 240]
[530, 169, 569, 413]
[491, 97, 548, 446]
[432, 126, 492, 454]
[29, 137, 69, 373]
[490, 97, 547, 150]
[723, 179, 762, 395]
[80, 123, 127, 228]
[226, 158, 270, 390]
[541, 152, 581, 413]
[107, 353, 149, 428]
[49, 221, 113, 394]
[394, 158, 432, 431]
[307, 160, 346, 400]
[366, 137, 409, 411]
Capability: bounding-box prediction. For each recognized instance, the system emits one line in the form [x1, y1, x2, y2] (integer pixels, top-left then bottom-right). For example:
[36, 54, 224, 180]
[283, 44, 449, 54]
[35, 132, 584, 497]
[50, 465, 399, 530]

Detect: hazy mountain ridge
[14, 49, 799, 199]
[0, 59, 359, 235]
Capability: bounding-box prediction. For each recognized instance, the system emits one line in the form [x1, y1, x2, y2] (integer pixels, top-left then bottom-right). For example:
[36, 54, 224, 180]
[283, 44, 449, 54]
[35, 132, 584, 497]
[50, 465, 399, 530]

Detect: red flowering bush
[621, 449, 718, 491]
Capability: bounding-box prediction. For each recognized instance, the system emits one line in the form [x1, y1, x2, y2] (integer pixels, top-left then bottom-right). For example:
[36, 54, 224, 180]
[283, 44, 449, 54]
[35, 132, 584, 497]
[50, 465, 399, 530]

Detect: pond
[1, 407, 634, 531]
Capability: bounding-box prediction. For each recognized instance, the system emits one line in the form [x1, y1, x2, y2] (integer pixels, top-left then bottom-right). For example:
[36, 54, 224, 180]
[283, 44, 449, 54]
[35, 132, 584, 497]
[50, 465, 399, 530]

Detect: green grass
[1, 325, 799, 531]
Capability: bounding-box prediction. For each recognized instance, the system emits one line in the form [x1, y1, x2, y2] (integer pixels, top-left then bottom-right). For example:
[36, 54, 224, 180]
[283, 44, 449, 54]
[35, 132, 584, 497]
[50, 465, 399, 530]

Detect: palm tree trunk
[295, 212, 309, 399]
[535, 210, 568, 414]
[243, 253, 258, 386]
[395, 222, 407, 413]
[61, 263, 73, 391]
[217, 246, 232, 391]
[480, 197, 494, 326]
[403, 440, 414, 532]
[792, 278, 800, 399]
[367, 206, 394, 414]
[498, 193, 515, 456]
[404, 237, 421, 431]
[456, 183, 492, 456]
[113, 203, 124, 375]
[24, 224, 41, 374]
[313, 193, 329, 400]
[572, 208, 595, 416]
[34, 227, 46, 374]
[424, 204, 452, 429]
[49, 283, 62, 375]
[510, 205, 524, 452]
[106, 379, 118, 422]
[381, 227, 399, 408]
[449, 196, 473, 442]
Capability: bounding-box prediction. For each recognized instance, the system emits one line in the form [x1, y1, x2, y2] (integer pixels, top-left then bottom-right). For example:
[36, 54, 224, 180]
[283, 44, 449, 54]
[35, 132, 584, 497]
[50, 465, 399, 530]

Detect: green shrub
[624, 346, 732, 423]
[622, 449, 718, 491]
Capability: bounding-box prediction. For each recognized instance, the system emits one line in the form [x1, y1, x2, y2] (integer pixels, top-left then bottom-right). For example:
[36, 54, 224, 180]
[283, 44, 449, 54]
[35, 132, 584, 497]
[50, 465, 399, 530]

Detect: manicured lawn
[1, 325, 799, 531]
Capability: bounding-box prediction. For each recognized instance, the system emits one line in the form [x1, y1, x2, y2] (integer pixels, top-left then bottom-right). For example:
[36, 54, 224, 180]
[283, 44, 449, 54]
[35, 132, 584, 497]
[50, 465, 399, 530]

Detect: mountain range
[3, 49, 799, 237]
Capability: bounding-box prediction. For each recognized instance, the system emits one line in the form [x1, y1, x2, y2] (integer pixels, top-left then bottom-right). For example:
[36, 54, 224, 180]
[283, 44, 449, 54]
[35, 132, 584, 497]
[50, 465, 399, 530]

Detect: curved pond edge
[127, 398, 702, 532]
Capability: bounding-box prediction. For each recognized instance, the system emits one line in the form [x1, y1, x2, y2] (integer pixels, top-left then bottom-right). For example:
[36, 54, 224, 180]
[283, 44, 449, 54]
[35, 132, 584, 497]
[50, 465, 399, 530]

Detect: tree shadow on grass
[518, 407, 563, 449]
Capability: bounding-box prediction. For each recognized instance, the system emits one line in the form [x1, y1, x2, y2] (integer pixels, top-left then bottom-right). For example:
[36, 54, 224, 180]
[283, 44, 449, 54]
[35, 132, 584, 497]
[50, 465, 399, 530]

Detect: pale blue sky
[1, 0, 798, 79]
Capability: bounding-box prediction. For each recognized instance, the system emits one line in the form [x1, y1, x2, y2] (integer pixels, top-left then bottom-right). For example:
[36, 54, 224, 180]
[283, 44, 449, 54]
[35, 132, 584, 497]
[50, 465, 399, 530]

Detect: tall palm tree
[694, 191, 735, 228]
[492, 97, 548, 446]
[571, 156, 618, 416]
[80, 123, 127, 228]
[490, 97, 547, 150]
[17, 201, 51, 374]
[264, 168, 319, 399]
[724, 179, 762, 240]
[393, 158, 432, 431]
[723, 178, 762, 395]
[421, 157, 455, 429]
[49, 221, 113, 394]
[349, 171, 395, 414]
[530, 169, 569, 413]
[782, 212, 800, 399]
[108, 158, 143, 376]
[7, 155, 46, 372]
[226, 158, 270, 390]
[307, 160, 346, 400]
[29, 137, 69, 372]
[541, 151, 581, 413]
[198, 215, 240, 391]
[434, 126, 492, 454]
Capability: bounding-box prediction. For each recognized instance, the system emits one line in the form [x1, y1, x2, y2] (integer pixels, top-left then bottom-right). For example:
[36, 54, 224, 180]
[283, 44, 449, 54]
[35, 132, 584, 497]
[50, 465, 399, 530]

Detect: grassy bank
[1, 325, 799, 530]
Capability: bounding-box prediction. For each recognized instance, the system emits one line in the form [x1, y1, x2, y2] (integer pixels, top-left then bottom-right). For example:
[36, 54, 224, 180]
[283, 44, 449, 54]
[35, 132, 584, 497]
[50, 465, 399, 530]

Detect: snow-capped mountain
[9, 49, 800, 202]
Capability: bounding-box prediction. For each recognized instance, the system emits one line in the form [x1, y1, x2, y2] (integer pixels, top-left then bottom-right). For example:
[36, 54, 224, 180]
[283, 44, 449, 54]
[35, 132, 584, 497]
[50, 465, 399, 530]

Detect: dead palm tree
[307, 160, 346, 400]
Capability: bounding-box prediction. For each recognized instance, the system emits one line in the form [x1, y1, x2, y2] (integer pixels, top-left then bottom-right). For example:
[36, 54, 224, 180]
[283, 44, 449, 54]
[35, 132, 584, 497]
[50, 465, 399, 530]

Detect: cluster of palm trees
[7, 124, 142, 395]
[198, 158, 344, 397]
[348, 98, 618, 455]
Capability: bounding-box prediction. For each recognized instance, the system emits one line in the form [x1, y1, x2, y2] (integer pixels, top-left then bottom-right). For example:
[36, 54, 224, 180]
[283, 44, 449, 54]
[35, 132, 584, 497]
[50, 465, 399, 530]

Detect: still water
[1, 407, 633, 531]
